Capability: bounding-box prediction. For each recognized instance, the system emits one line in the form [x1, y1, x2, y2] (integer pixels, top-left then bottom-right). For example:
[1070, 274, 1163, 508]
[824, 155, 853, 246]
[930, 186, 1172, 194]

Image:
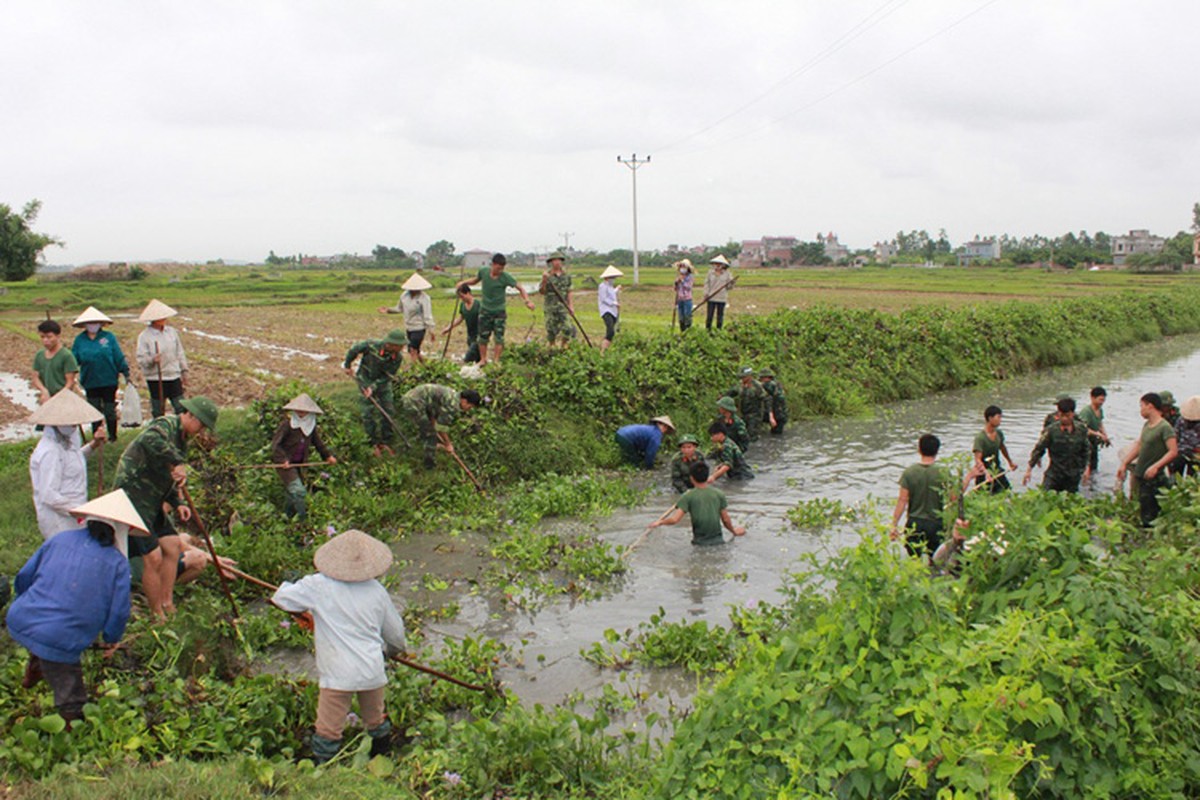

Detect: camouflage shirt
[670, 451, 708, 493]
[344, 340, 404, 390]
[541, 271, 573, 310]
[715, 413, 751, 452]
[402, 384, 461, 432]
[1029, 420, 1089, 478]
[726, 381, 767, 425]
[709, 439, 754, 480]
[113, 414, 187, 524]
[761, 379, 788, 423]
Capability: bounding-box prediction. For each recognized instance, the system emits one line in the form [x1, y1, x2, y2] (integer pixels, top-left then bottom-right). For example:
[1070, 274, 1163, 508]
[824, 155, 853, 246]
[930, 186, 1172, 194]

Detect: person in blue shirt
[6, 489, 147, 724]
[614, 416, 675, 469]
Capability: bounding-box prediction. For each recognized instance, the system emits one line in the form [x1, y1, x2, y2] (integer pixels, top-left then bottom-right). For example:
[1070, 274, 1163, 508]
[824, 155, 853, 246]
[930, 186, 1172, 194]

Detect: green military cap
[180, 396, 219, 430]
[383, 329, 407, 347]
[738, 366, 754, 377]
[717, 397, 738, 412]
[1159, 390, 1176, 407]
[547, 252, 566, 262]
[758, 368, 774, 378]
[678, 434, 700, 446]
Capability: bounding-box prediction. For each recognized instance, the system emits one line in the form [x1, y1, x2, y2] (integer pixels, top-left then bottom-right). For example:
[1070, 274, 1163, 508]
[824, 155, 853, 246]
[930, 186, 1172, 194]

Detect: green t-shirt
[1078, 404, 1104, 433]
[33, 347, 79, 395]
[477, 267, 518, 314]
[972, 428, 1006, 471]
[676, 486, 728, 546]
[899, 462, 945, 523]
[1134, 419, 1176, 479]
[460, 300, 481, 342]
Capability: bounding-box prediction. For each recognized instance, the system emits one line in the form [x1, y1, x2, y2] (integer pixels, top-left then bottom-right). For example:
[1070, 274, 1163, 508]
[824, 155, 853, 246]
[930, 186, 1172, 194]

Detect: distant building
[958, 238, 1001, 265]
[737, 239, 765, 268]
[462, 249, 492, 270]
[737, 236, 797, 267]
[818, 232, 849, 262]
[874, 241, 899, 261]
[1194, 233, 1200, 265]
[1111, 229, 1164, 265]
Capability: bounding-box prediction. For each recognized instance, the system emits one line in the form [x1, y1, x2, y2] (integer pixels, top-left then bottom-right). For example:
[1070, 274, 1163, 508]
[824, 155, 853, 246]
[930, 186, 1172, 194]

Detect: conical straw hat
[651, 415, 676, 432]
[1182, 395, 1200, 422]
[600, 265, 624, 279]
[402, 273, 433, 292]
[138, 299, 178, 322]
[710, 254, 730, 266]
[28, 388, 104, 426]
[72, 306, 113, 327]
[283, 393, 324, 414]
[70, 489, 150, 534]
[314, 529, 393, 582]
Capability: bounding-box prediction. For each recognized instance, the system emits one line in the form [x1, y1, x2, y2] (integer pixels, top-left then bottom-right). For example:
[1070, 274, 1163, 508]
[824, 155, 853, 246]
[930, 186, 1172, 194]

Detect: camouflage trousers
[545, 307, 575, 342]
[359, 384, 395, 445]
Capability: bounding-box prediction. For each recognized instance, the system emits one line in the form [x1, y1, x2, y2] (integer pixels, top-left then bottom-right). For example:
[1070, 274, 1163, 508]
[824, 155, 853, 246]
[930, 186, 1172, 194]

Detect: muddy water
[418, 335, 1200, 714]
[0, 371, 40, 442]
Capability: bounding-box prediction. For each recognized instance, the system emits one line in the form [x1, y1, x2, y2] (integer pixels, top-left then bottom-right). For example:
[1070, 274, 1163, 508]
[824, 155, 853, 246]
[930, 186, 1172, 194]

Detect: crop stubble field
[0, 264, 1191, 428]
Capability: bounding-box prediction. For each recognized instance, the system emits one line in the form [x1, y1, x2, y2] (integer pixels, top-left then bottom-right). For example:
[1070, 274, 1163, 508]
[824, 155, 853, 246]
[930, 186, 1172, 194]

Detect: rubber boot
[368, 720, 392, 757]
[310, 734, 342, 765]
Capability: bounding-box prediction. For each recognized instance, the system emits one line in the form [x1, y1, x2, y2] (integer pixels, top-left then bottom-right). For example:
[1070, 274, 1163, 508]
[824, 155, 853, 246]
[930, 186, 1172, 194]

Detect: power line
[655, 0, 911, 153]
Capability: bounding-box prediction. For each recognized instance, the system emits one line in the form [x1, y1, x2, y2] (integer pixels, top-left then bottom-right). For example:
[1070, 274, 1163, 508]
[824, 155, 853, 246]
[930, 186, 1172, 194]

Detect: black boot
[368, 720, 392, 757]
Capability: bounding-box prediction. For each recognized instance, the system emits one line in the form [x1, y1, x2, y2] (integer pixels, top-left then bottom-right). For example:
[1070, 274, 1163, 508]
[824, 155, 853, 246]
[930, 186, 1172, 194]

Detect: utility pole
[617, 154, 650, 285]
[559, 232, 574, 252]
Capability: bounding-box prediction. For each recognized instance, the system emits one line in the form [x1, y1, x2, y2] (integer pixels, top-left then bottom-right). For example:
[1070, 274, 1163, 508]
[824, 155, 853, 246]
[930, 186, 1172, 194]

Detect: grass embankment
[1, 283, 1199, 797]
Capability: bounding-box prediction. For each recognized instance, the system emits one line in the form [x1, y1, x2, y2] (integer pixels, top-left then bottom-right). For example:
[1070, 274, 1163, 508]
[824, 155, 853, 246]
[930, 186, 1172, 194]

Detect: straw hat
[675, 259, 694, 272]
[1181, 395, 1200, 422]
[138, 299, 178, 322]
[70, 489, 150, 534]
[651, 415, 676, 433]
[314, 529, 393, 582]
[710, 254, 731, 266]
[179, 396, 219, 430]
[72, 306, 113, 327]
[401, 272, 433, 292]
[28, 388, 104, 426]
[600, 265, 624, 279]
[283, 393, 324, 414]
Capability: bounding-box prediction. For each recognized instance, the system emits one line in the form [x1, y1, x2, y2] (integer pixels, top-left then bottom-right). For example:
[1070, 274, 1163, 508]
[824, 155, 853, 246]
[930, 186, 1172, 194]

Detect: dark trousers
[904, 518, 944, 557]
[26, 655, 88, 720]
[1042, 469, 1081, 494]
[706, 301, 726, 330]
[85, 385, 119, 439]
[602, 312, 618, 342]
[1138, 475, 1169, 527]
[146, 379, 185, 418]
[677, 300, 693, 331]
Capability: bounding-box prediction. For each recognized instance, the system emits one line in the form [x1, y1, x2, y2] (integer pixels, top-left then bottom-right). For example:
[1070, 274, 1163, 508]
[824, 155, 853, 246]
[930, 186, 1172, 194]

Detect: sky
[3, 0, 1198, 266]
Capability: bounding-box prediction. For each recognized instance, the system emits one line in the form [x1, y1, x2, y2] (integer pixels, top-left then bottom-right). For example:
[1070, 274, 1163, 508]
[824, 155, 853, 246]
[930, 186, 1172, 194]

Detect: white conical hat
[1182, 395, 1200, 422]
[401, 272, 433, 292]
[28, 388, 105, 426]
[72, 306, 113, 327]
[651, 415, 676, 432]
[600, 265, 624, 279]
[138, 299, 178, 322]
[709, 254, 730, 266]
[314, 529, 393, 582]
[70, 489, 150, 534]
[283, 393, 324, 414]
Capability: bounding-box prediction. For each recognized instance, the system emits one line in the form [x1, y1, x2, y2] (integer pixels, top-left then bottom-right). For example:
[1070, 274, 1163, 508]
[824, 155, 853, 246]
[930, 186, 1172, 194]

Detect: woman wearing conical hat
[597, 265, 623, 352]
[270, 393, 337, 521]
[134, 299, 189, 418]
[70, 306, 131, 441]
[703, 254, 734, 331]
[272, 529, 407, 763]
[6, 489, 146, 725]
[28, 389, 106, 539]
[379, 272, 436, 365]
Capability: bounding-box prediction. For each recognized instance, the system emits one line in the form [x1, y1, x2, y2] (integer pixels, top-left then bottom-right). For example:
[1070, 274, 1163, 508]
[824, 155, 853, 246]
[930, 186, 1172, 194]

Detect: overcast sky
[4, 0, 1198, 265]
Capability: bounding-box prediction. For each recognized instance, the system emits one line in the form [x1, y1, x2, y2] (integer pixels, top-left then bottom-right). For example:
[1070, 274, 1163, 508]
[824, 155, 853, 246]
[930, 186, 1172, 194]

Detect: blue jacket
[6, 527, 131, 664]
[616, 423, 664, 469]
[72, 330, 130, 390]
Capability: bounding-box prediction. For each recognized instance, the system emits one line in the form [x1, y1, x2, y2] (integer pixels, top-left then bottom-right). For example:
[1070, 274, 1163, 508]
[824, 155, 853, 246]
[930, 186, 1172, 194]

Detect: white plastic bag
[120, 383, 144, 428]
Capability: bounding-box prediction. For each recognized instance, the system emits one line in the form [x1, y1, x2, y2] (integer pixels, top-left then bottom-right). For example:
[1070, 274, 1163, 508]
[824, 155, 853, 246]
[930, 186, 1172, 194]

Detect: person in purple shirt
[614, 416, 676, 469]
[6, 490, 147, 724]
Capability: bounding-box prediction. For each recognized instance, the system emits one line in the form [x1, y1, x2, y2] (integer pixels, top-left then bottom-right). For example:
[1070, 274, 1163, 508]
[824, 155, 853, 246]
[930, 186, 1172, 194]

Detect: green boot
[311, 734, 342, 765]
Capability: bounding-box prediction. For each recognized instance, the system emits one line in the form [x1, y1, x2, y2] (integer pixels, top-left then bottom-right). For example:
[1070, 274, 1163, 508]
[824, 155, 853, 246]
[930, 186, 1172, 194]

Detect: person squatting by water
[400, 383, 481, 470]
[271, 393, 337, 521]
[614, 416, 676, 470]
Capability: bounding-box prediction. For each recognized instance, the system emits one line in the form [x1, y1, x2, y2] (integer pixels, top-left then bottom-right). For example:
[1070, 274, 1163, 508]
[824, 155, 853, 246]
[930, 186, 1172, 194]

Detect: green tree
[790, 241, 829, 266]
[424, 240, 460, 268]
[0, 199, 61, 281]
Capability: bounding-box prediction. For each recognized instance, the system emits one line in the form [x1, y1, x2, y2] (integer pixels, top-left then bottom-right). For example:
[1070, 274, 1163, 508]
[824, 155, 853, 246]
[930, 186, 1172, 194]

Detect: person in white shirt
[28, 389, 106, 539]
[135, 299, 189, 417]
[597, 265, 623, 351]
[272, 529, 407, 763]
[380, 272, 437, 365]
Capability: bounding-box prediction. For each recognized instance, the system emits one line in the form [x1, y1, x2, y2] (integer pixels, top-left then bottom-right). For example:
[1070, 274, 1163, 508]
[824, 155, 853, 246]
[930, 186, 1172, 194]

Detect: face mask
[290, 412, 317, 436]
[86, 323, 102, 335]
[53, 425, 77, 440]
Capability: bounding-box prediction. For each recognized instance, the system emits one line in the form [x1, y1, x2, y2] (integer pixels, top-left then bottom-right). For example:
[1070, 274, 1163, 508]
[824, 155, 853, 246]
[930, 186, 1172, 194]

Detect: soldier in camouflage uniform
[758, 368, 788, 435]
[539, 253, 576, 348]
[724, 367, 767, 441]
[344, 330, 406, 457]
[669, 434, 708, 493]
[113, 396, 218, 618]
[400, 383, 482, 469]
[1023, 397, 1090, 493]
[708, 421, 754, 481]
[714, 396, 751, 454]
